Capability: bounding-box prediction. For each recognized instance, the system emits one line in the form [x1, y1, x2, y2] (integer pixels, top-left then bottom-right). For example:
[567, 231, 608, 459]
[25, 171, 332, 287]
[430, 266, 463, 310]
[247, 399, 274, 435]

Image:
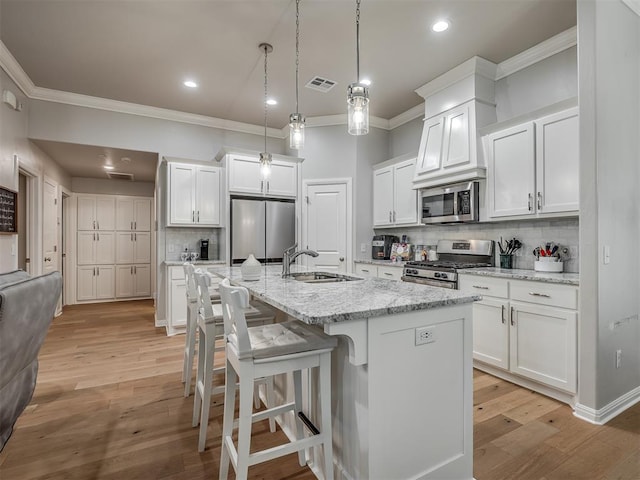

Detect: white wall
[0, 69, 71, 274]
[577, 0, 640, 414]
[71, 177, 155, 197]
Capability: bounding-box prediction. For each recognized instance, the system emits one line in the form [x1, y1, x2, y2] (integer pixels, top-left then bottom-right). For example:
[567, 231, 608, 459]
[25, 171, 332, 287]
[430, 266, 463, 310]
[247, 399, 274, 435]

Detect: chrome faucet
[282, 243, 319, 277]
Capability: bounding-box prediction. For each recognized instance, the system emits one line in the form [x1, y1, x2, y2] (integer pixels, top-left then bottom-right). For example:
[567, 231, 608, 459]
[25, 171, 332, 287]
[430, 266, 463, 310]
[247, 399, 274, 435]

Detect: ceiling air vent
[305, 76, 337, 93]
[106, 171, 134, 181]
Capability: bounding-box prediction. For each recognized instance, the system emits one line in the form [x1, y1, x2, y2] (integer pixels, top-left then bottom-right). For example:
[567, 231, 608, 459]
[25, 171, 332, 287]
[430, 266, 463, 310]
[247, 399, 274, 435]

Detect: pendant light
[289, 0, 305, 150]
[259, 42, 273, 179]
[347, 0, 369, 136]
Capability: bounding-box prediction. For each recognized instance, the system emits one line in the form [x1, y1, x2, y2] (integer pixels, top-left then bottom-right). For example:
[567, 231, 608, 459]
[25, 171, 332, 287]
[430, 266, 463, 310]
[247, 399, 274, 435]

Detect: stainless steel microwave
[420, 181, 479, 224]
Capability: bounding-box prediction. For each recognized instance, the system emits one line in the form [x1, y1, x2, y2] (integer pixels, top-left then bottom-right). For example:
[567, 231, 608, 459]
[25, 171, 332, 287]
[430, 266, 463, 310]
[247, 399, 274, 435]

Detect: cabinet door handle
[97, 221, 100, 230]
[93, 233, 96, 241]
[93, 267, 96, 276]
[97, 267, 100, 276]
[261, 180, 264, 192]
[93, 220, 96, 230]
[393, 210, 396, 222]
[529, 292, 551, 298]
[267, 181, 270, 192]
[501, 304, 506, 324]
[510, 306, 515, 326]
[134, 233, 137, 241]
[197, 211, 200, 222]
[389, 211, 392, 222]
[472, 285, 489, 290]
[134, 221, 137, 230]
[362, 269, 370, 273]
[537, 192, 542, 210]
[192, 211, 195, 222]
[134, 266, 137, 274]
[528, 193, 533, 211]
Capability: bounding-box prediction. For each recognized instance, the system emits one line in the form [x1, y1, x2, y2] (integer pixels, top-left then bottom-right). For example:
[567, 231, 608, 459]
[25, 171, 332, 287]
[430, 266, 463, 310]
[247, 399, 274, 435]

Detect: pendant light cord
[295, 0, 300, 114]
[263, 44, 268, 152]
[356, 0, 361, 82]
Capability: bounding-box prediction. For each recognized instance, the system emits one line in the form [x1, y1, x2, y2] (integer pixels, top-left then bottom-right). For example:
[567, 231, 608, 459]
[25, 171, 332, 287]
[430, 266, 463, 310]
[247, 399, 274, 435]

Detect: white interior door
[43, 178, 59, 275]
[303, 180, 350, 273]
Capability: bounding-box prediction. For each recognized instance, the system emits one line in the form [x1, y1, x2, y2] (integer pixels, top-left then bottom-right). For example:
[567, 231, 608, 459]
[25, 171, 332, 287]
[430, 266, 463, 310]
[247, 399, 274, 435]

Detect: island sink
[284, 271, 360, 283]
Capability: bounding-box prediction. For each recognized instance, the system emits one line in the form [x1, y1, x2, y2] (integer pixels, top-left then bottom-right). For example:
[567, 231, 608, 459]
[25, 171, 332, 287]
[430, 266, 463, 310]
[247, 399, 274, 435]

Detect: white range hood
[412, 57, 498, 190]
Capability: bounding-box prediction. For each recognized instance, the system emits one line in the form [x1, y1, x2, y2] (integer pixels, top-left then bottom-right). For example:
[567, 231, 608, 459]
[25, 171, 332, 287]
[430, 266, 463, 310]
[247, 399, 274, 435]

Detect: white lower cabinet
[166, 266, 188, 335]
[116, 265, 151, 298]
[459, 274, 578, 397]
[77, 266, 115, 301]
[354, 262, 404, 280]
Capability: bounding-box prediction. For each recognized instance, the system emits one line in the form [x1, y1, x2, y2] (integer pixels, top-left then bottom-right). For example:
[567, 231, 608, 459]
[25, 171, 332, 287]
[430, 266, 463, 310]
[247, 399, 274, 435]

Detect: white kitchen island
[208, 265, 480, 480]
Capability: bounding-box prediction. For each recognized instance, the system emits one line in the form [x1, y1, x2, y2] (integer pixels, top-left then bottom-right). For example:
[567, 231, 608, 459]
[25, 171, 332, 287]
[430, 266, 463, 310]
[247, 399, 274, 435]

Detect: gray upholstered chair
[0, 269, 62, 452]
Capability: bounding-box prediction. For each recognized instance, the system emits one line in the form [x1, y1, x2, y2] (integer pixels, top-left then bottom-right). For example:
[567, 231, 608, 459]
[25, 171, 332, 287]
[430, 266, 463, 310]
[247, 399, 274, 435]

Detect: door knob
[339, 257, 345, 262]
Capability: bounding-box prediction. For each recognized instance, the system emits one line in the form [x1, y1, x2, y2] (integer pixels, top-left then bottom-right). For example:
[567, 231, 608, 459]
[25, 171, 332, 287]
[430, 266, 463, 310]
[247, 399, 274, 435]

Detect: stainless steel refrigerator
[230, 198, 295, 265]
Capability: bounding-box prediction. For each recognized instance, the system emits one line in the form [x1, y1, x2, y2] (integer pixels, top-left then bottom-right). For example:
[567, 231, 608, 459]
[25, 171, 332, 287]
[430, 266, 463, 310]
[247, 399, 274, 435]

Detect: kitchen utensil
[550, 245, 558, 256]
[540, 248, 547, 257]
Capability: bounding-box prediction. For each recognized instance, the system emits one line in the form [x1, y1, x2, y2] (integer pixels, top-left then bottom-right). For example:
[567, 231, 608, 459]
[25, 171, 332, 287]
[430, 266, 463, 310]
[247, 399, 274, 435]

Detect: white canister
[240, 254, 262, 281]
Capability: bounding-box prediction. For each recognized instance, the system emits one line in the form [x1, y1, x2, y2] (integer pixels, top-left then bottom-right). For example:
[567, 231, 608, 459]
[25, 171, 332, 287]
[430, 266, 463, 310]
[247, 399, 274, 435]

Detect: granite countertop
[207, 265, 480, 325]
[458, 267, 579, 286]
[164, 260, 226, 266]
[354, 259, 407, 267]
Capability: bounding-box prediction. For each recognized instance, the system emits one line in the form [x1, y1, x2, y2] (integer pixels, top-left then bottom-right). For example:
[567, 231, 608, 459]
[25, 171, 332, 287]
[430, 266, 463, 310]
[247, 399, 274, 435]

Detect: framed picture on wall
[0, 185, 18, 235]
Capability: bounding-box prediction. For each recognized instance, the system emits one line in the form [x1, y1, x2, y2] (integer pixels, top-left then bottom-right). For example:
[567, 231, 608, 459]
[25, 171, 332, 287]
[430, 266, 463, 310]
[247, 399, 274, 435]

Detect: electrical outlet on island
[415, 326, 436, 346]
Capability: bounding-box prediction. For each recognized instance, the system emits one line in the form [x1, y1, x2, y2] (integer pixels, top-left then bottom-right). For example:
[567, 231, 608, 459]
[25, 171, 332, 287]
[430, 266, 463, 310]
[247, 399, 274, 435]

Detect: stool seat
[218, 278, 335, 480]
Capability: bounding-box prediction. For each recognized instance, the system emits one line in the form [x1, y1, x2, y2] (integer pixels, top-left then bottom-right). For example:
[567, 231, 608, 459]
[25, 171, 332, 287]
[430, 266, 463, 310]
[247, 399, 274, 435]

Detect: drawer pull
[472, 285, 489, 290]
[384, 272, 393, 276]
[529, 292, 551, 298]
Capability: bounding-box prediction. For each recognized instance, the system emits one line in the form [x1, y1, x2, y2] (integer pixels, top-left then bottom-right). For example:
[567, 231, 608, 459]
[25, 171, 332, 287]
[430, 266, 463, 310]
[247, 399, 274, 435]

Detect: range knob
[434, 272, 441, 278]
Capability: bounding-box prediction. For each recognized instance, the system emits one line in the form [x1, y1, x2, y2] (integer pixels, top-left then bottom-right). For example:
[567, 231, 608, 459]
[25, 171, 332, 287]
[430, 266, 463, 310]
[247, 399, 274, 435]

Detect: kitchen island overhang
[208, 265, 479, 480]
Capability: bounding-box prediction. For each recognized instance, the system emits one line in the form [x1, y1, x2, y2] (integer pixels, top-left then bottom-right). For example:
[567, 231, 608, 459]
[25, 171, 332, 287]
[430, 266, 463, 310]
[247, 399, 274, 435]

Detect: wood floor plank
[0, 300, 638, 480]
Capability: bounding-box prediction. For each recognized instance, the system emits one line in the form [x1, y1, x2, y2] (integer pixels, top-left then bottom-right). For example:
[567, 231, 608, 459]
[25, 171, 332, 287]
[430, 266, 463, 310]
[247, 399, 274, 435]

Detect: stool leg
[183, 304, 197, 397]
[293, 369, 306, 467]
[235, 365, 254, 480]
[219, 358, 237, 480]
[319, 353, 334, 480]
[192, 323, 205, 428]
[198, 323, 215, 452]
[181, 304, 190, 383]
[266, 376, 276, 433]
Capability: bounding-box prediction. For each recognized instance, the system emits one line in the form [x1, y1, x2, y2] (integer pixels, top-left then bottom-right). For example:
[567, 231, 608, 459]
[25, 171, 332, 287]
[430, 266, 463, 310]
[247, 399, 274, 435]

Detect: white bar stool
[182, 263, 220, 397]
[192, 273, 276, 452]
[218, 278, 337, 480]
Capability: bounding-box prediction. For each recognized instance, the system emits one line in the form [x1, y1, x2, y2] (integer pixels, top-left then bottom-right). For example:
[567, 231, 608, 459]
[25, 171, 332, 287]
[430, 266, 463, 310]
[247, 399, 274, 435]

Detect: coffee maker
[200, 239, 209, 260]
[372, 235, 398, 260]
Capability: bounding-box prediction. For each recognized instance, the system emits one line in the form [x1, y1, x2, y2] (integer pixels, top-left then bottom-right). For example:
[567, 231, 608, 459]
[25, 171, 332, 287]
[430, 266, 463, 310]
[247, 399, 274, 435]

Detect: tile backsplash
[165, 228, 220, 261]
[373, 217, 579, 272]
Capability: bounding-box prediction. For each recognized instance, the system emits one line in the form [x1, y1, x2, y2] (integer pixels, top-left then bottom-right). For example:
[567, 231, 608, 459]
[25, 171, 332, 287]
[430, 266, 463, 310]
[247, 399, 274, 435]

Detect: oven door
[420, 181, 479, 224]
[401, 275, 457, 289]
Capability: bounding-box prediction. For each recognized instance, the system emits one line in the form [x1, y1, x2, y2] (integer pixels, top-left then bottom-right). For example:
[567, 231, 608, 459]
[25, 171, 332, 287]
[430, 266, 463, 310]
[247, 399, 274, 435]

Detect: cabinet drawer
[510, 280, 577, 310]
[170, 266, 185, 280]
[354, 263, 377, 278]
[458, 275, 509, 299]
[377, 265, 403, 281]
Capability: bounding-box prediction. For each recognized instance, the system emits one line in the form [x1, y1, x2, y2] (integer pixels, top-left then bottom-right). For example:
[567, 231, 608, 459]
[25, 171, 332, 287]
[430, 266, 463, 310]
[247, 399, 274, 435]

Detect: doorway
[302, 179, 352, 273]
[17, 168, 38, 275]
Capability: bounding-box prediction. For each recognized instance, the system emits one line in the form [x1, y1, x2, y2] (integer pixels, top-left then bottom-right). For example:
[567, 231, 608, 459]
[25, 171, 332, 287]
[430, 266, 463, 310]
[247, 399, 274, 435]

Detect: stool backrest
[183, 263, 197, 302]
[194, 272, 216, 322]
[218, 278, 252, 357]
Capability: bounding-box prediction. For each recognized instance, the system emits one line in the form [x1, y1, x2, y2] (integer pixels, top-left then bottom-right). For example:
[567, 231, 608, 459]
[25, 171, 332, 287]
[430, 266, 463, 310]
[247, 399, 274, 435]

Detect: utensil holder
[499, 254, 513, 269]
[534, 259, 563, 272]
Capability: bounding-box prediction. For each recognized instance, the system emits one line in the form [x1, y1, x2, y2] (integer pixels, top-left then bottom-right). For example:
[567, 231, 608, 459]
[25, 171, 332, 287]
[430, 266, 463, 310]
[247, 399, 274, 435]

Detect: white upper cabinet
[116, 197, 151, 231]
[77, 231, 115, 265]
[77, 195, 115, 231]
[227, 154, 298, 198]
[415, 116, 445, 174]
[484, 106, 579, 219]
[168, 162, 221, 227]
[116, 232, 150, 264]
[373, 157, 418, 227]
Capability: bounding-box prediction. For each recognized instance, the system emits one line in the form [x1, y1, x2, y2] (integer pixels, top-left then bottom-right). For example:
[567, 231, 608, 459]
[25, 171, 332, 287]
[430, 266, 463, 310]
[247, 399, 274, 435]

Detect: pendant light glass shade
[289, 0, 305, 150]
[289, 113, 305, 149]
[259, 151, 272, 179]
[347, 0, 369, 136]
[347, 83, 369, 135]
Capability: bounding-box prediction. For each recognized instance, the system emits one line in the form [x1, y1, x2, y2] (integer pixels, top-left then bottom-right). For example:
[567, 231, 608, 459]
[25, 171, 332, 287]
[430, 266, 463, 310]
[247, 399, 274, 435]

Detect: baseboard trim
[574, 386, 640, 425]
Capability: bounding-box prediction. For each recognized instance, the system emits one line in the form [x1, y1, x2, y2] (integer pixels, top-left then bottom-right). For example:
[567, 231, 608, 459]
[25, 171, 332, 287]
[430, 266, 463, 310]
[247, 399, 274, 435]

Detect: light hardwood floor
[0, 300, 638, 479]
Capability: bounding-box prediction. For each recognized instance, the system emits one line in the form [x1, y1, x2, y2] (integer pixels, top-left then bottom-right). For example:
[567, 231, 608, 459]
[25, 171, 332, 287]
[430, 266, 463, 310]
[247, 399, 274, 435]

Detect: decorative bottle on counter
[240, 254, 262, 281]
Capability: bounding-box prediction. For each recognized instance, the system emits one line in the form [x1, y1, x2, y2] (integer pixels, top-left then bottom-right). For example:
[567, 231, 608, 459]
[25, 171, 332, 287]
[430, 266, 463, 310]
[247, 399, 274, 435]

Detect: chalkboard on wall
[0, 185, 17, 235]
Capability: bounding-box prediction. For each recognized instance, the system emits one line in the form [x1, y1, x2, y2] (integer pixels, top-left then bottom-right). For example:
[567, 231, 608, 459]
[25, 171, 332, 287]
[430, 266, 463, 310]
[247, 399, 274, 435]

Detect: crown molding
[495, 26, 577, 80]
[388, 103, 424, 129]
[622, 0, 640, 16]
[415, 56, 498, 100]
[296, 114, 390, 130]
[0, 41, 35, 96]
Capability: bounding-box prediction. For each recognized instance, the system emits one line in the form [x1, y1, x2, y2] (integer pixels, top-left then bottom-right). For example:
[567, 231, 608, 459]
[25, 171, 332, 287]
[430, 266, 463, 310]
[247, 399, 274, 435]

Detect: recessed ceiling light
[104, 165, 114, 170]
[360, 78, 372, 86]
[183, 80, 198, 88]
[266, 98, 278, 106]
[120, 157, 131, 163]
[98, 154, 107, 159]
[432, 20, 449, 33]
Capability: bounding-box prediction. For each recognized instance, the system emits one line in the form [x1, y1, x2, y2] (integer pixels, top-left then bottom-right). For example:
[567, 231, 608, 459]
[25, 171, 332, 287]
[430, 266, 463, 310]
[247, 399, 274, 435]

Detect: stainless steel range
[402, 239, 494, 289]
